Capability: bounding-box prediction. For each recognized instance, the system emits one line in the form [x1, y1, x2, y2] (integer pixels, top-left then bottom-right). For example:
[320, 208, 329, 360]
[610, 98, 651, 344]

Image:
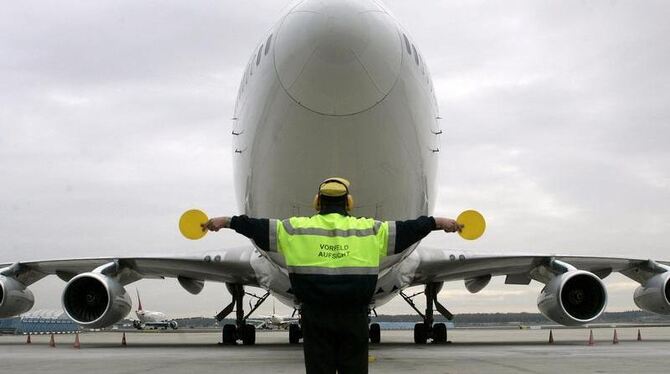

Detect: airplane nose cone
[274, 0, 402, 116]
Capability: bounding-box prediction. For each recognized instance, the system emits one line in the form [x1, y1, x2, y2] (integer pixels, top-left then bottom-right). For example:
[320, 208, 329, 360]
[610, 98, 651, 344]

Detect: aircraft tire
[413, 323, 427, 344]
[241, 324, 256, 345]
[433, 323, 447, 343]
[222, 324, 236, 345]
[369, 323, 381, 344]
[289, 323, 301, 344]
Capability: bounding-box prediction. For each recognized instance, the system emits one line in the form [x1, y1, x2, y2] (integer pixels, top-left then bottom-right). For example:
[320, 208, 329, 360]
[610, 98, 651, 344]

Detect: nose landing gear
[369, 322, 381, 344]
[288, 323, 302, 344]
[368, 307, 381, 344]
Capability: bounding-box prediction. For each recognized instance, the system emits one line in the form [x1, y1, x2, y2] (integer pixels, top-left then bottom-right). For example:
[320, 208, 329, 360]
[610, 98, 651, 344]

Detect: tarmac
[1, 327, 670, 373]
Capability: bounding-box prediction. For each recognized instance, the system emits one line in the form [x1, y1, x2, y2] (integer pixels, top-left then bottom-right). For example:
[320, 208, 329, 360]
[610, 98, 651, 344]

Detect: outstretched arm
[394, 216, 462, 254]
[204, 215, 271, 251]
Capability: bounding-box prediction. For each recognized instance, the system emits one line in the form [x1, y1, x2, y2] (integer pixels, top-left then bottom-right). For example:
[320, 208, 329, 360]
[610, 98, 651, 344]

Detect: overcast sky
[1, 0, 669, 318]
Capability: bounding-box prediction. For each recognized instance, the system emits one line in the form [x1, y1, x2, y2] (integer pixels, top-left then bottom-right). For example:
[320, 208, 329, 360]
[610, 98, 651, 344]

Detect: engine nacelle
[62, 273, 131, 329]
[634, 272, 670, 314]
[0, 275, 35, 318]
[537, 270, 607, 326]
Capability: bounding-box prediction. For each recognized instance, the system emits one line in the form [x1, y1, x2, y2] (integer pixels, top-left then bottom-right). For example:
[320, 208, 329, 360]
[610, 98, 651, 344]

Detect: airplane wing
[0, 245, 283, 330]
[410, 247, 670, 286]
[0, 245, 260, 288]
[403, 246, 670, 328]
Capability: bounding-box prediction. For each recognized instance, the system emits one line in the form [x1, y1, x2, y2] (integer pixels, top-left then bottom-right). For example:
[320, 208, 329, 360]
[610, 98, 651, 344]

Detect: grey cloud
[0, 1, 283, 85]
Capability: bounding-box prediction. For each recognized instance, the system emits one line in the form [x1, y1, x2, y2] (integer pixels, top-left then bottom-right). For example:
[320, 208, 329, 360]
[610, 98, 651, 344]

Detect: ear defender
[346, 195, 354, 211]
[313, 194, 321, 211]
[314, 177, 354, 212]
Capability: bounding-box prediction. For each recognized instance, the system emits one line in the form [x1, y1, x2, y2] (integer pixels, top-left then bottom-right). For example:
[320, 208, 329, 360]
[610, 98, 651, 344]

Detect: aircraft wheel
[369, 323, 381, 344]
[241, 324, 256, 345]
[289, 323, 301, 344]
[222, 324, 237, 345]
[413, 323, 427, 344]
[433, 323, 447, 343]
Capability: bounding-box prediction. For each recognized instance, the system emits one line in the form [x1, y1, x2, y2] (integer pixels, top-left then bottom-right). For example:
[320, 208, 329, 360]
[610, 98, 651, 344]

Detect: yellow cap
[319, 177, 350, 197]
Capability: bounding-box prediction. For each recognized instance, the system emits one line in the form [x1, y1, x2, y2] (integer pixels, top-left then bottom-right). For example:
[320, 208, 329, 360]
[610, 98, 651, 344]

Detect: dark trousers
[301, 306, 369, 374]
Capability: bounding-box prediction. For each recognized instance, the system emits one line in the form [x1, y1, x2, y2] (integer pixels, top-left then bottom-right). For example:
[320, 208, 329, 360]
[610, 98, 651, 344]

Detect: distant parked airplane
[248, 298, 298, 330]
[132, 289, 178, 330]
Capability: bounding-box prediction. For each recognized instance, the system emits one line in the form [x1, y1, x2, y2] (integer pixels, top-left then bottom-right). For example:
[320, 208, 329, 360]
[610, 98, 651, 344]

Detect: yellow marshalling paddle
[179, 209, 209, 240]
[456, 210, 486, 240]
[179, 208, 486, 241]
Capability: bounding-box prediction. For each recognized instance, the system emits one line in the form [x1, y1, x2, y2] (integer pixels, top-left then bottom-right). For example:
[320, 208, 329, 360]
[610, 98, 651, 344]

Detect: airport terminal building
[0, 310, 80, 335]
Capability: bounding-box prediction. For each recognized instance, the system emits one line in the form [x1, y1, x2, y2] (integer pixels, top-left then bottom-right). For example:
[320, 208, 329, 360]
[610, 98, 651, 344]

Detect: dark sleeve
[394, 216, 436, 254]
[229, 215, 270, 251]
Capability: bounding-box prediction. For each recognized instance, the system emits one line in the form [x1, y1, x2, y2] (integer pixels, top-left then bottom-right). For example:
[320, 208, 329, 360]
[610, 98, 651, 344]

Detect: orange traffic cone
[25, 334, 31, 344]
[49, 333, 56, 348]
[587, 330, 595, 346]
[637, 329, 642, 341]
[73, 333, 80, 349]
[548, 330, 554, 344]
[121, 332, 127, 346]
[612, 329, 619, 344]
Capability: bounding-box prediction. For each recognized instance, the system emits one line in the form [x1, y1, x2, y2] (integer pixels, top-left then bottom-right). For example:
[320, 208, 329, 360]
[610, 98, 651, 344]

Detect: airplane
[132, 289, 178, 330]
[247, 298, 298, 330]
[1, 0, 669, 346]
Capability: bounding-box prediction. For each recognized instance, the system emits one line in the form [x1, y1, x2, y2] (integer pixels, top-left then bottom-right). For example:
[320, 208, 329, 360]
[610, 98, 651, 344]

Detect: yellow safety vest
[269, 213, 396, 275]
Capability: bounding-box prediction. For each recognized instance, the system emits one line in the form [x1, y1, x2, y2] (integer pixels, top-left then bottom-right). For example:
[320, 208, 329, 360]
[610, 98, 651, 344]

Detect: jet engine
[62, 272, 131, 329]
[634, 272, 670, 314]
[537, 270, 607, 326]
[0, 275, 35, 318]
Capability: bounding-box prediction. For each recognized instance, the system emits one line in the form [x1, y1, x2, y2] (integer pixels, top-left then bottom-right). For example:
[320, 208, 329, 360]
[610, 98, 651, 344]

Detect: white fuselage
[232, 0, 440, 307]
[136, 310, 169, 323]
[261, 314, 290, 328]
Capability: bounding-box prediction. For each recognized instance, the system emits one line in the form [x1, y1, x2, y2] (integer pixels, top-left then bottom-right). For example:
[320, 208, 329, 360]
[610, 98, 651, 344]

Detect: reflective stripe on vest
[273, 214, 393, 275]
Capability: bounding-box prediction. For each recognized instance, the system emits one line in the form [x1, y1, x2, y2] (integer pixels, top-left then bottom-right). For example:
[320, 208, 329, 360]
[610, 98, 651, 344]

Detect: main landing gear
[400, 282, 453, 344]
[287, 305, 303, 344]
[216, 284, 270, 345]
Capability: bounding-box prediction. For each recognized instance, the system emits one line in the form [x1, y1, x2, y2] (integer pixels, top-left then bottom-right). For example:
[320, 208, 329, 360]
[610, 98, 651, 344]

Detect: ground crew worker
[204, 177, 462, 374]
